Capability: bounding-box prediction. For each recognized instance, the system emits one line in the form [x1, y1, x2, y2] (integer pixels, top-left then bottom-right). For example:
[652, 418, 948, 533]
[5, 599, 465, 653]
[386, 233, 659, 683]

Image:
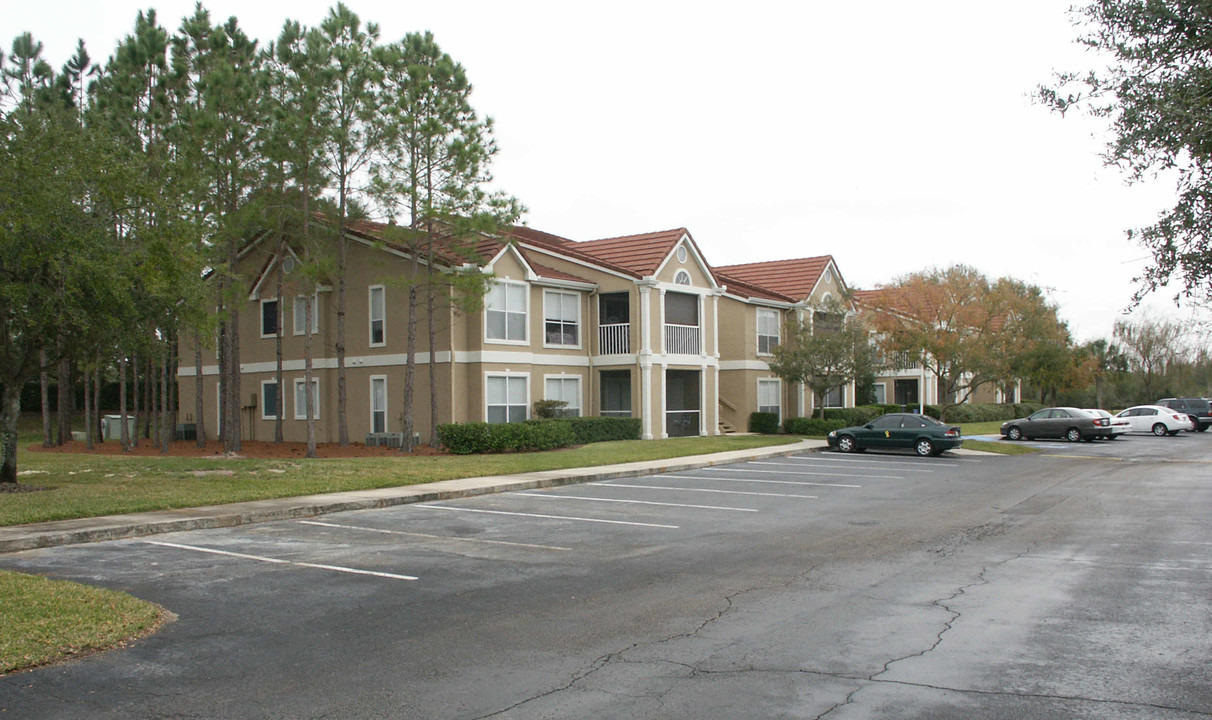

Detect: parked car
[1114, 405, 1195, 436]
[1000, 406, 1112, 442]
[827, 413, 962, 457]
[1154, 398, 1212, 432]
[1084, 409, 1129, 439]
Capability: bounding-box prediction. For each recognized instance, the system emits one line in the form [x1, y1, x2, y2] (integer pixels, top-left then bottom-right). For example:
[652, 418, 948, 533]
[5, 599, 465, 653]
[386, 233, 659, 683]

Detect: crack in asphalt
[471, 564, 822, 719]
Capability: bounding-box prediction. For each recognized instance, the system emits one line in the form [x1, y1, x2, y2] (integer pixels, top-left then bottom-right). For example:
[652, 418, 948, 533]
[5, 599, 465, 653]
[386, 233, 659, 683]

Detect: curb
[0, 440, 823, 554]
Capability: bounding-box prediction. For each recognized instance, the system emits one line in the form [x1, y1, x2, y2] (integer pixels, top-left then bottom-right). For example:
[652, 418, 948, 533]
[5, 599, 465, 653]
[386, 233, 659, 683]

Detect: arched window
[674, 270, 692, 286]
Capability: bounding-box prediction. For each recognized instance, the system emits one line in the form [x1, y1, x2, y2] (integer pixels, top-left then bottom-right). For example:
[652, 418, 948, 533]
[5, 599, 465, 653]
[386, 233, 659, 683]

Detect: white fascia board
[652, 233, 722, 290]
[532, 278, 598, 291]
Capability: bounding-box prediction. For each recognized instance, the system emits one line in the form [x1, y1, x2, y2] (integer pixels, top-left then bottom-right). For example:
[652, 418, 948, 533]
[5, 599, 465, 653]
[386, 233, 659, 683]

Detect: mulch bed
[26, 439, 443, 459]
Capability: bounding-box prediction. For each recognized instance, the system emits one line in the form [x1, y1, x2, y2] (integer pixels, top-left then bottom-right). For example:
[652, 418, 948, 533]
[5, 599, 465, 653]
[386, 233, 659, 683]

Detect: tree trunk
[195, 338, 206, 448]
[401, 282, 418, 454]
[274, 250, 284, 444]
[305, 292, 317, 459]
[1, 383, 21, 484]
[132, 352, 141, 447]
[120, 356, 131, 452]
[151, 355, 160, 448]
[337, 222, 349, 447]
[40, 350, 51, 447]
[94, 364, 103, 444]
[427, 284, 438, 448]
[57, 356, 70, 445]
[84, 363, 94, 450]
[161, 343, 170, 453]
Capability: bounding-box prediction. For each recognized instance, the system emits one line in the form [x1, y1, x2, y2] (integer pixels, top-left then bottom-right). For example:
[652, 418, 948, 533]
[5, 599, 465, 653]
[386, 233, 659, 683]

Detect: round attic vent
[677, 245, 688, 263]
[282, 256, 296, 274]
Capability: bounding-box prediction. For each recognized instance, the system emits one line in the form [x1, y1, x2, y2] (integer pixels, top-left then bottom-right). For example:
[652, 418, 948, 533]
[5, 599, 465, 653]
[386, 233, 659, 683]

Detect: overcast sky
[9, 0, 1201, 342]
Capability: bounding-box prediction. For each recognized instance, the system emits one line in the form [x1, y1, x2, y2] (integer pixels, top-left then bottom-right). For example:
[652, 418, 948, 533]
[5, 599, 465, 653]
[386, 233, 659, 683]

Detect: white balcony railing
[599, 323, 630, 354]
[664, 324, 701, 354]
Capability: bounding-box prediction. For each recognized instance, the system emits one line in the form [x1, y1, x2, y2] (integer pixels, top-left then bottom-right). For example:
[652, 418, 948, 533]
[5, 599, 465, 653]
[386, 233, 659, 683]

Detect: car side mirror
[864, 424, 874, 430]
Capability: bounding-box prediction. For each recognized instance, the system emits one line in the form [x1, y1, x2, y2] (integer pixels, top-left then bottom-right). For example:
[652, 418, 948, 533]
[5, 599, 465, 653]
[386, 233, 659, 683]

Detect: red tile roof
[573, 228, 690, 276]
[714, 256, 835, 302]
[714, 270, 797, 303]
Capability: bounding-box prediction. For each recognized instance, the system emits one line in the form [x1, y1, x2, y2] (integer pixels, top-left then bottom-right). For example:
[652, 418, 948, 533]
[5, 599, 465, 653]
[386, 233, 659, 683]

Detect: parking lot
[3, 442, 1210, 719]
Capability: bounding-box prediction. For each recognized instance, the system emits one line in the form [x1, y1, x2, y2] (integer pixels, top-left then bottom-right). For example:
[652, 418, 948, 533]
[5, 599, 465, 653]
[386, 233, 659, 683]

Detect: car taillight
[945, 428, 959, 437]
[1094, 418, 1109, 426]
[1174, 414, 1186, 421]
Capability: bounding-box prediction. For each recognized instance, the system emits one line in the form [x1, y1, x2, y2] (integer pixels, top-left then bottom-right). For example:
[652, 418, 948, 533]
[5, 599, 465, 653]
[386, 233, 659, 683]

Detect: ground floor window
[294, 378, 320, 420]
[544, 376, 581, 417]
[262, 381, 279, 420]
[757, 379, 781, 419]
[894, 379, 919, 406]
[370, 376, 387, 433]
[821, 385, 844, 408]
[600, 370, 632, 417]
[486, 374, 528, 424]
[872, 383, 886, 404]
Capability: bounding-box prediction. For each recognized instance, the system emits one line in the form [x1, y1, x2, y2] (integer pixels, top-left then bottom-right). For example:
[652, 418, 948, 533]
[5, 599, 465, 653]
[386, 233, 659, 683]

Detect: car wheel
[1006, 426, 1023, 441]
[915, 438, 936, 457]
[1198, 424, 1208, 433]
[1169, 430, 1180, 436]
[1152, 423, 1168, 437]
[1066, 427, 1082, 442]
[837, 435, 858, 453]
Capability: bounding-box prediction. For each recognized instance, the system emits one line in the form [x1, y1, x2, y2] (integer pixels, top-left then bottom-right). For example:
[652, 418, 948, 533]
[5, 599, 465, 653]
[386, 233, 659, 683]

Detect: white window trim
[485, 372, 529, 423]
[260, 298, 281, 339]
[542, 289, 582, 350]
[485, 279, 529, 346]
[261, 379, 280, 421]
[293, 378, 320, 420]
[757, 377, 782, 422]
[368, 285, 386, 348]
[543, 373, 582, 417]
[756, 308, 780, 357]
[293, 293, 320, 336]
[369, 375, 388, 433]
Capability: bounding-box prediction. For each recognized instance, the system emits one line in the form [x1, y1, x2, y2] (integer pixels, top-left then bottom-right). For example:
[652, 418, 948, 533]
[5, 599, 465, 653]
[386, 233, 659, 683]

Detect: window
[757, 309, 780, 354]
[544, 290, 579, 347]
[872, 383, 886, 404]
[370, 376, 387, 433]
[486, 281, 527, 342]
[294, 378, 320, 420]
[870, 415, 901, 430]
[757, 379, 781, 419]
[674, 270, 692, 286]
[665, 291, 698, 325]
[822, 385, 844, 408]
[369, 286, 385, 346]
[261, 381, 280, 420]
[261, 299, 280, 338]
[544, 376, 581, 417]
[293, 294, 319, 336]
[486, 374, 527, 424]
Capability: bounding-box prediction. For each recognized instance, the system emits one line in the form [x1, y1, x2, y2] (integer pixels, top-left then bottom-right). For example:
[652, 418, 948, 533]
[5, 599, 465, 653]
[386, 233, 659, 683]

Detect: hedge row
[436, 416, 641, 454]
[748, 412, 780, 434]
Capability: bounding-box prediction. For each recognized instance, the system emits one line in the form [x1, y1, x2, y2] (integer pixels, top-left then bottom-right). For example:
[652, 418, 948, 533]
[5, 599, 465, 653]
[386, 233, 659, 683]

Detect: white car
[1084, 409, 1129, 439]
[1114, 405, 1196, 436]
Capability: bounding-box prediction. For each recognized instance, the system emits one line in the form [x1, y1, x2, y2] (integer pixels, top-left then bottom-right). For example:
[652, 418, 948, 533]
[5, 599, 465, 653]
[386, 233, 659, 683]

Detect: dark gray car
[1000, 407, 1111, 442]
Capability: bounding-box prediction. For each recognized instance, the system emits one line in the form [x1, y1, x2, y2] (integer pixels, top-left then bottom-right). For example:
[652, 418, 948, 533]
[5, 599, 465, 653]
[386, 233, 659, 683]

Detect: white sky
[9, 0, 1203, 342]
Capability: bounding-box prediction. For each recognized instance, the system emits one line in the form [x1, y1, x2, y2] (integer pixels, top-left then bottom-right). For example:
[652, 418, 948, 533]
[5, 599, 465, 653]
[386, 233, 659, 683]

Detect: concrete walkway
[0, 439, 829, 554]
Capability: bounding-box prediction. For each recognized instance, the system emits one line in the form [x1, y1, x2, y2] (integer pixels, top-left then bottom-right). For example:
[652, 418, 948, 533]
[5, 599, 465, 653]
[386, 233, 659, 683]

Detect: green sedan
[827, 413, 963, 457]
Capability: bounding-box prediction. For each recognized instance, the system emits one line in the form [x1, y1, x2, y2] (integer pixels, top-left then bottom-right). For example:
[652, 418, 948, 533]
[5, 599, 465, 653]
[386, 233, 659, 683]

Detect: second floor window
[757, 309, 779, 354]
[486, 281, 527, 342]
[261, 299, 279, 338]
[369, 286, 385, 346]
[293, 294, 319, 336]
[544, 290, 579, 346]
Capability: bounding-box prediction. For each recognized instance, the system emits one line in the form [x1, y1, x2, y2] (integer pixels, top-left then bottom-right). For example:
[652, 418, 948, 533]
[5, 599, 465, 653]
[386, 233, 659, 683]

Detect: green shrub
[748, 412, 780, 434]
[436, 419, 576, 454]
[532, 399, 569, 419]
[783, 416, 848, 436]
[822, 405, 882, 426]
[567, 416, 642, 444]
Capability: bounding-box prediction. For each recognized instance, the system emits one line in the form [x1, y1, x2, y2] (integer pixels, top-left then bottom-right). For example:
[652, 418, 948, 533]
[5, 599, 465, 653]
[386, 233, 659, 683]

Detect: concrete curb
[0, 440, 825, 554]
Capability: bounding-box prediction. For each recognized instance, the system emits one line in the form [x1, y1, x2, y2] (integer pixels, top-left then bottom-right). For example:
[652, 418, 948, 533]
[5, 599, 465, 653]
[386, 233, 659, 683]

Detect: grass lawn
[0, 569, 167, 675]
[3, 433, 801, 527]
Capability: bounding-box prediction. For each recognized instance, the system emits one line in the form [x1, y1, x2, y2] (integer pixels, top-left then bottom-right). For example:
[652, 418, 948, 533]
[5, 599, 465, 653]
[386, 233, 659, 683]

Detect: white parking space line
[144, 541, 419, 581]
[796, 455, 969, 466]
[513, 492, 758, 512]
[297, 520, 572, 552]
[710, 466, 897, 480]
[594, 482, 818, 499]
[769, 459, 937, 473]
[658, 474, 862, 489]
[416, 505, 680, 529]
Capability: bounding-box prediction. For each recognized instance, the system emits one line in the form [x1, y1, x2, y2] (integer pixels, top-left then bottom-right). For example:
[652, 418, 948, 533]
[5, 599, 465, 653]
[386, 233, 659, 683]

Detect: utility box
[101, 415, 137, 441]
